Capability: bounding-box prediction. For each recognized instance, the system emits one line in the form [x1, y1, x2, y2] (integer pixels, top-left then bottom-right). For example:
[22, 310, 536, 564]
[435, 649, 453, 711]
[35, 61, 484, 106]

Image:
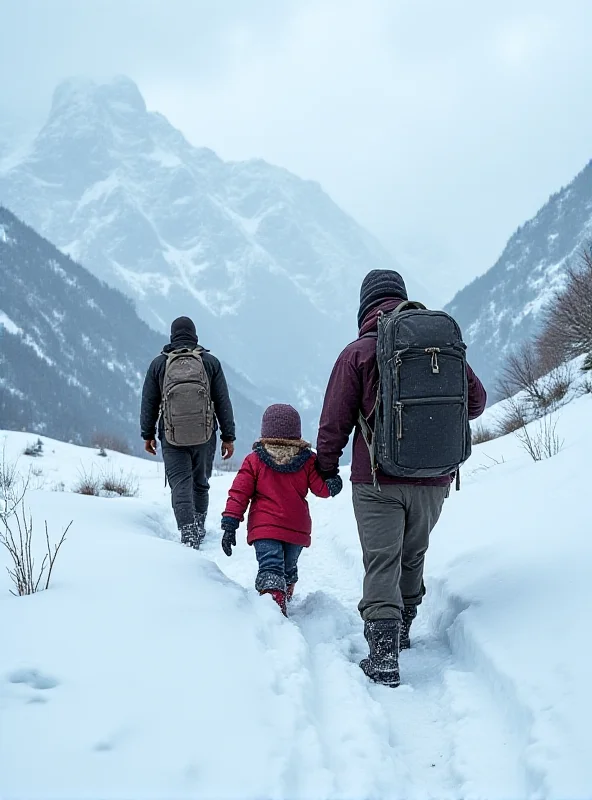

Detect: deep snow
[0, 396, 591, 800]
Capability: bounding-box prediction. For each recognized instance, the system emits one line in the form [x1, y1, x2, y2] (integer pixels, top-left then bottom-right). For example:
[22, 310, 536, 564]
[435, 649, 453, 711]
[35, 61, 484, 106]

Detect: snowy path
[204, 489, 535, 800]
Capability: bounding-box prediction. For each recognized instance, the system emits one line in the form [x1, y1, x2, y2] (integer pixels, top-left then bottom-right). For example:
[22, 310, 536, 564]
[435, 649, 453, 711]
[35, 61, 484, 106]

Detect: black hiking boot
[180, 522, 201, 550]
[194, 512, 207, 547]
[400, 606, 418, 651]
[360, 620, 401, 687]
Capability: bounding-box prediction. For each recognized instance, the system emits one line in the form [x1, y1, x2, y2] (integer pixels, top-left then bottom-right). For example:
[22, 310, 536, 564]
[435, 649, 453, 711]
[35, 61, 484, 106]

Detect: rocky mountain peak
[49, 75, 147, 121]
[0, 76, 428, 419]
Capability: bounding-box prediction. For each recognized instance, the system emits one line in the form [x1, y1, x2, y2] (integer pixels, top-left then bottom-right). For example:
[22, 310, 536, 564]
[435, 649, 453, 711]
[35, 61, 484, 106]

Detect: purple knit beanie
[261, 404, 302, 440]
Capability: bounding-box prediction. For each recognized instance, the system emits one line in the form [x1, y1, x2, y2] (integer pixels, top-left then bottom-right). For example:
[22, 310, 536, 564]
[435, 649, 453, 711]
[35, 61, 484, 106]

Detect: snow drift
[1, 390, 591, 799]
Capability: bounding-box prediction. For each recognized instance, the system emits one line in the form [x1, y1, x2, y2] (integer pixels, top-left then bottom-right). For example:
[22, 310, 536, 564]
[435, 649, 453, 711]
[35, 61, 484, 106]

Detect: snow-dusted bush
[73, 468, 100, 496]
[72, 466, 139, 498]
[537, 244, 592, 365]
[100, 469, 139, 498]
[472, 424, 498, 445]
[499, 346, 575, 417]
[23, 438, 44, 458]
[496, 398, 531, 436]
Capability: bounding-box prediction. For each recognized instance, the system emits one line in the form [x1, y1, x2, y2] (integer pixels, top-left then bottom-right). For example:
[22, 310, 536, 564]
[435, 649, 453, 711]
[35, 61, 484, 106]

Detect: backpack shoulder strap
[394, 300, 427, 313]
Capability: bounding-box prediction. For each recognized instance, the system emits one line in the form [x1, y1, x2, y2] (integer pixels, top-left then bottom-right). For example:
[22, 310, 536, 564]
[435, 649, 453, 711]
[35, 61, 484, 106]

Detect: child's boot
[286, 583, 296, 602]
[260, 589, 288, 616]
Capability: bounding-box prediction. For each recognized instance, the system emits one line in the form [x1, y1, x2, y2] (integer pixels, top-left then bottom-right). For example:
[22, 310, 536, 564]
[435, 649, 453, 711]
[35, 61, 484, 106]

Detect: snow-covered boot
[194, 512, 207, 546]
[260, 589, 288, 617]
[400, 606, 418, 651]
[360, 620, 401, 687]
[286, 583, 296, 602]
[180, 521, 201, 550]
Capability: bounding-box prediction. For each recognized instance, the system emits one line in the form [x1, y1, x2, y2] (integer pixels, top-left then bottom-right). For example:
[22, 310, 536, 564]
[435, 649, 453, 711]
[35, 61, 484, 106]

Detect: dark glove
[325, 475, 343, 497]
[221, 516, 239, 557]
[316, 460, 339, 481]
[222, 530, 236, 557]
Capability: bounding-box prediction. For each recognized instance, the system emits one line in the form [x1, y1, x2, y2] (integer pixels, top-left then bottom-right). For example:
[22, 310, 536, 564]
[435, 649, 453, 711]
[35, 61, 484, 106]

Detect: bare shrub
[1, 502, 71, 596]
[1, 451, 30, 523]
[515, 415, 564, 462]
[496, 398, 531, 436]
[73, 466, 138, 497]
[97, 447, 108, 458]
[100, 469, 139, 498]
[73, 468, 100, 496]
[91, 433, 131, 456]
[472, 424, 498, 445]
[499, 343, 574, 415]
[537, 245, 592, 364]
[23, 438, 44, 458]
[497, 343, 545, 405]
[583, 353, 592, 372]
[465, 453, 506, 479]
[537, 361, 575, 411]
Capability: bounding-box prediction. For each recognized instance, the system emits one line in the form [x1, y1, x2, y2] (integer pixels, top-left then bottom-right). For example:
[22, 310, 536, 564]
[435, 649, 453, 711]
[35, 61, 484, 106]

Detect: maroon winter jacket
[223, 441, 330, 547]
[316, 300, 487, 486]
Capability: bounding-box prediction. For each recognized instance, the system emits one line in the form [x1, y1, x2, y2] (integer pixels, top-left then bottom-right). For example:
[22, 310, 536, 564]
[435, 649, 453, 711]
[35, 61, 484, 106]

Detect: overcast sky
[2, 0, 592, 302]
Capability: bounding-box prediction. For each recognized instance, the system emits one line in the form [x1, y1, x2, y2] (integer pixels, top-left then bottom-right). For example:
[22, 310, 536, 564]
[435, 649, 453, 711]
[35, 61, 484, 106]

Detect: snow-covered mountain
[0, 76, 427, 408]
[0, 206, 262, 454]
[446, 158, 592, 395]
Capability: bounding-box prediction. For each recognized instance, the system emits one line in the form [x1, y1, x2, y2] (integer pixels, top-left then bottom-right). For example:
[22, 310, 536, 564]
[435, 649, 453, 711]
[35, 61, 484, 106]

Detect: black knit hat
[358, 269, 408, 327]
[170, 316, 197, 341]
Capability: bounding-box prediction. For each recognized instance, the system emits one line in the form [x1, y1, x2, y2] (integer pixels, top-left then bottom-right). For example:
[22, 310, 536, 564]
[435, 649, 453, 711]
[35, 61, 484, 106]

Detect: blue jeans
[253, 539, 303, 594]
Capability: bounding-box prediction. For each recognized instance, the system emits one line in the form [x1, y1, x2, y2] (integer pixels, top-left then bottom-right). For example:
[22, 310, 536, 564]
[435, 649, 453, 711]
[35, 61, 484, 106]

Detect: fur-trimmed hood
[253, 438, 313, 473]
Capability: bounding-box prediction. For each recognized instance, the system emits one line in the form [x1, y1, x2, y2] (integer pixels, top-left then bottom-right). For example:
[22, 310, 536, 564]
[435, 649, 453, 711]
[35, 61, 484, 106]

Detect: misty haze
[1, 2, 591, 799]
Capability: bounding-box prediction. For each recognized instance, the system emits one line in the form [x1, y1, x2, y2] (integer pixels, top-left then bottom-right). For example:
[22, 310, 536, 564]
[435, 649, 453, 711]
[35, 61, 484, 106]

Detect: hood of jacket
[162, 338, 209, 355]
[253, 438, 312, 473]
[358, 298, 406, 337]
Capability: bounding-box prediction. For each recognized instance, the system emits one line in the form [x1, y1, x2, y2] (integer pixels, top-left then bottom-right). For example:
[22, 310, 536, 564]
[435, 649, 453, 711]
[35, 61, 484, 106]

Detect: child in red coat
[221, 404, 342, 615]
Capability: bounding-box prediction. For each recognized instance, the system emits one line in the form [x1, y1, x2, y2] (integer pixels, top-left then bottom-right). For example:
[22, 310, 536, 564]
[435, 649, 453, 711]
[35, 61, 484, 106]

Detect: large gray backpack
[360, 301, 471, 484]
[161, 348, 215, 447]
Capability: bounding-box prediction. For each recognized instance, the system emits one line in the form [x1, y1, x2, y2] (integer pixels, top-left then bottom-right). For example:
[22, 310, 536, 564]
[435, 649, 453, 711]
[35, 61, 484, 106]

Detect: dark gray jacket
[140, 338, 236, 443]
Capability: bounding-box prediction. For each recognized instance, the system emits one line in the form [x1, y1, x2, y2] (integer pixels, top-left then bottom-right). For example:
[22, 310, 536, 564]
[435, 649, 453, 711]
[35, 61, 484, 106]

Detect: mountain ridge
[0, 75, 428, 412]
[446, 155, 592, 394]
[0, 205, 262, 455]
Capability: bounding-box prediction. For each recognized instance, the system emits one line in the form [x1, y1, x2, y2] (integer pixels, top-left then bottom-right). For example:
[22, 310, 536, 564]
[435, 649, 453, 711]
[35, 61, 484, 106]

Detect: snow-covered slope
[447, 161, 592, 394]
[446, 158, 592, 396]
[1, 390, 590, 798]
[0, 76, 428, 408]
[0, 206, 262, 455]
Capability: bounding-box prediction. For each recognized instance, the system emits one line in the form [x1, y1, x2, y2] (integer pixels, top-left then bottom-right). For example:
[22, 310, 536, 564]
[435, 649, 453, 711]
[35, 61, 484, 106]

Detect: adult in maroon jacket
[316, 269, 486, 686]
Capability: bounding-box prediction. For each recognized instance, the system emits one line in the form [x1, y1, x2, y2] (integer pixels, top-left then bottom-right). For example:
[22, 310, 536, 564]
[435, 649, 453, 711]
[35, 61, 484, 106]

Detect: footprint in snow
[8, 668, 59, 690]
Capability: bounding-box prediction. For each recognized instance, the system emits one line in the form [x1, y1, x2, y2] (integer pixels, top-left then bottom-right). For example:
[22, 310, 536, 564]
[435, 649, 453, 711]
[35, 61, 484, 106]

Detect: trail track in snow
[202, 491, 538, 800]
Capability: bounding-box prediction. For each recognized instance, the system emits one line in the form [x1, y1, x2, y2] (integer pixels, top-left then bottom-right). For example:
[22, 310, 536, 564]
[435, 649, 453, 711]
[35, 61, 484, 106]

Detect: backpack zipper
[395, 402, 403, 439]
[395, 396, 464, 405]
[425, 347, 440, 374]
[394, 396, 464, 441]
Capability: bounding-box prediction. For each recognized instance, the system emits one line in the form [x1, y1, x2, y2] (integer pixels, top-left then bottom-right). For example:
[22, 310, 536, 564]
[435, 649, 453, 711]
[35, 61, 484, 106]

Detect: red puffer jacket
[223, 440, 330, 547]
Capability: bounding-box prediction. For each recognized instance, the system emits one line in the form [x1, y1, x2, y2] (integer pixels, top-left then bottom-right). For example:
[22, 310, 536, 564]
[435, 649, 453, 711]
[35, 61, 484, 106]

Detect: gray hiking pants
[161, 434, 215, 528]
[352, 483, 449, 622]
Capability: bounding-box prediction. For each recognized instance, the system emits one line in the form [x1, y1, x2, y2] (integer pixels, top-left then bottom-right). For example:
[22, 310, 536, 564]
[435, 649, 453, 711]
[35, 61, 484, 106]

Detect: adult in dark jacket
[141, 316, 236, 548]
[316, 270, 487, 686]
